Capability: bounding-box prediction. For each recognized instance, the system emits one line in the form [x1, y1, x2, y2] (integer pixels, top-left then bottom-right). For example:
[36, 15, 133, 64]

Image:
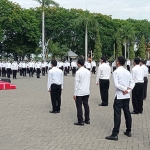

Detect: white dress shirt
[131, 65, 144, 83]
[96, 63, 111, 84]
[146, 60, 150, 66]
[21, 63, 26, 68]
[2, 63, 6, 68]
[127, 60, 130, 66]
[6, 62, 12, 69]
[113, 66, 135, 99]
[35, 63, 41, 69]
[11, 62, 18, 70]
[74, 66, 91, 96]
[47, 67, 63, 90]
[86, 62, 91, 69]
[141, 65, 148, 78]
[91, 61, 96, 67]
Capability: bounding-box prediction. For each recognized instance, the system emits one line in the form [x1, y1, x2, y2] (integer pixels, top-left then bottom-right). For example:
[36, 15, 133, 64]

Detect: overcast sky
[11, 0, 150, 20]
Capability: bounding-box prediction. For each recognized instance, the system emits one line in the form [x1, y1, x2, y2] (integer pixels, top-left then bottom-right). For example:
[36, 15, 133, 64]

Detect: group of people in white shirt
[47, 56, 149, 142]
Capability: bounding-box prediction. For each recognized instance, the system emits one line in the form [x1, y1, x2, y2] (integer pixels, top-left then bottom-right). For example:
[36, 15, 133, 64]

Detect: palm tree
[73, 11, 98, 60]
[33, 0, 59, 61]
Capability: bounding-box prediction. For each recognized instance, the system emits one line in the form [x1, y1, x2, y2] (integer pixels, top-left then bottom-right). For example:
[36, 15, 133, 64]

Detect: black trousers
[113, 67, 116, 72]
[92, 67, 96, 74]
[67, 67, 70, 74]
[42, 67, 45, 76]
[29, 67, 33, 77]
[12, 70, 17, 79]
[46, 66, 48, 74]
[132, 83, 144, 113]
[76, 95, 90, 123]
[50, 84, 61, 111]
[19, 68, 22, 76]
[7, 68, 11, 78]
[2, 68, 6, 77]
[99, 79, 110, 105]
[112, 97, 132, 136]
[143, 77, 148, 99]
[0, 69, 1, 76]
[72, 67, 76, 76]
[64, 67, 68, 76]
[127, 65, 130, 72]
[22, 68, 26, 76]
[36, 68, 41, 78]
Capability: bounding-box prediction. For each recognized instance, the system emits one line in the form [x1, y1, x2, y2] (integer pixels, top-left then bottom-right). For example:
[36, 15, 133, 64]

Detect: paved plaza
[0, 73, 150, 150]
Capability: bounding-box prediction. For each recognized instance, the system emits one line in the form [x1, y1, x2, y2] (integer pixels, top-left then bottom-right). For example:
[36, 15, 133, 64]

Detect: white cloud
[11, 0, 150, 20]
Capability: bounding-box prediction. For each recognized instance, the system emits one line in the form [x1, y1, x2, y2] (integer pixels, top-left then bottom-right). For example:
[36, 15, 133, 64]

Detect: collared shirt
[1, 63, 6, 68]
[47, 67, 63, 90]
[96, 63, 111, 83]
[91, 61, 96, 67]
[21, 63, 26, 68]
[11, 62, 18, 70]
[112, 61, 116, 67]
[35, 63, 41, 69]
[6, 63, 12, 69]
[74, 66, 91, 96]
[42, 63, 46, 67]
[146, 60, 150, 66]
[71, 61, 77, 68]
[28, 62, 34, 68]
[113, 66, 135, 99]
[131, 65, 144, 83]
[141, 65, 148, 78]
[86, 62, 91, 69]
[127, 60, 130, 66]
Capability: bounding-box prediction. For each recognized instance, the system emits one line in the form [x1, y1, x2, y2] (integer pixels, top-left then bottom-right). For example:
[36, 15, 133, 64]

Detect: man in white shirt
[86, 61, 91, 71]
[126, 59, 131, 72]
[91, 60, 96, 74]
[106, 56, 135, 141]
[73, 58, 91, 126]
[112, 60, 116, 72]
[140, 60, 148, 100]
[6, 61, 12, 78]
[11, 61, 18, 79]
[35, 61, 41, 78]
[1, 61, 6, 77]
[96, 56, 111, 106]
[47, 60, 63, 113]
[131, 57, 144, 114]
[0, 61, 2, 77]
[146, 59, 150, 74]
[21, 61, 27, 77]
[41, 61, 46, 76]
[28, 60, 34, 77]
[71, 60, 77, 76]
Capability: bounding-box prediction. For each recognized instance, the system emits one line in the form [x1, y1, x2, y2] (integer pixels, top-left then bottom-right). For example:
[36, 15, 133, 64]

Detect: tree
[73, 10, 98, 60]
[33, 0, 59, 60]
[115, 29, 122, 57]
[129, 43, 135, 60]
[138, 35, 146, 59]
[93, 29, 102, 61]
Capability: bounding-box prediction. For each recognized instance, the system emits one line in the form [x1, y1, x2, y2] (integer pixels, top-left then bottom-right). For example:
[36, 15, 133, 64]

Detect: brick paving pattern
[0, 73, 150, 150]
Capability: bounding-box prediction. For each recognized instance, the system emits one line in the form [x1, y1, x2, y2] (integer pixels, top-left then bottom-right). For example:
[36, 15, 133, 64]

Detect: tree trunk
[85, 23, 88, 61]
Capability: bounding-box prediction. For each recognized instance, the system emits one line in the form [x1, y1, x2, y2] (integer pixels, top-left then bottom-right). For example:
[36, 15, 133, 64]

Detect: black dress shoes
[124, 132, 132, 137]
[74, 122, 84, 126]
[130, 111, 139, 114]
[49, 111, 57, 114]
[105, 135, 118, 141]
[84, 120, 90, 124]
[98, 103, 108, 106]
[57, 111, 60, 113]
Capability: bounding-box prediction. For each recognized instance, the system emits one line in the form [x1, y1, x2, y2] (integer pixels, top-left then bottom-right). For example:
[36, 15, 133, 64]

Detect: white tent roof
[67, 50, 78, 58]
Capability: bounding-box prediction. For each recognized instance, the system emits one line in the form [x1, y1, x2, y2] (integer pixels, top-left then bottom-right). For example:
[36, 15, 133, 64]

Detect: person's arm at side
[126, 74, 135, 93]
[74, 72, 80, 100]
[113, 71, 127, 91]
[96, 66, 100, 85]
[61, 70, 63, 90]
[47, 71, 51, 92]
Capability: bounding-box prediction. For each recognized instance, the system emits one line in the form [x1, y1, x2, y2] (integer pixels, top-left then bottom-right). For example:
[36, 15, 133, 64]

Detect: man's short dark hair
[77, 58, 84, 66]
[140, 59, 146, 64]
[51, 60, 57, 66]
[101, 56, 107, 62]
[117, 56, 126, 66]
[134, 57, 141, 64]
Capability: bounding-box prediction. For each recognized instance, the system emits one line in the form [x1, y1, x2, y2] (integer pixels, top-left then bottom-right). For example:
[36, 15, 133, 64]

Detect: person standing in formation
[11, 61, 18, 79]
[0, 61, 2, 77]
[41, 61, 46, 76]
[71, 60, 77, 76]
[91, 60, 96, 74]
[29, 60, 34, 77]
[126, 59, 131, 72]
[64, 61, 68, 76]
[96, 56, 111, 106]
[21, 61, 27, 77]
[73, 58, 91, 126]
[6, 61, 12, 78]
[45, 61, 49, 74]
[146, 59, 150, 74]
[131, 57, 144, 114]
[86, 61, 91, 71]
[140, 60, 148, 100]
[1, 61, 6, 77]
[35, 61, 41, 78]
[47, 60, 63, 113]
[112, 60, 116, 72]
[105, 56, 135, 141]
[19, 61, 22, 76]
[67, 61, 70, 74]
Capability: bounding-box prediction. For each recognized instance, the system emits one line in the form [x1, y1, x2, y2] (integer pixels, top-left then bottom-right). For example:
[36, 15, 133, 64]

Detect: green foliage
[138, 35, 146, 59]
[129, 43, 135, 60]
[115, 29, 122, 56]
[93, 29, 102, 61]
